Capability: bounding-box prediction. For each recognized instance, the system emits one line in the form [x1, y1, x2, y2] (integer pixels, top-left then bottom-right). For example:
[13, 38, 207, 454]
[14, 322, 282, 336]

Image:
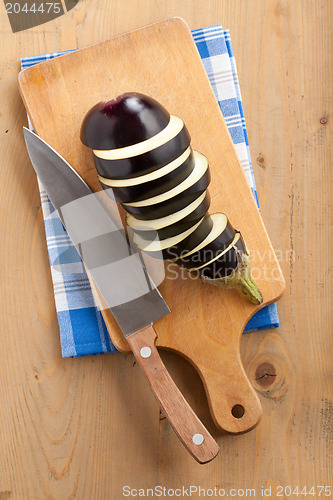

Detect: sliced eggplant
[122, 191, 203, 220]
[123, 151, 209, 208]
[201, 247, 239, 279]
[98, 147, 195, 203]
[132, 218, 205, 259]
[81, 92, 263, 305]
[189, 233, 241, 270]
[201, 234, 263, 305]
[126, 192, 210, 240]
[132, 215, 213, 260]
[164, 214, 214, 260]
[80, 93, 170, 150]
[98, 147, 192, 187]
[93, 115, 184, 160]
[174, 212, 236, 268]
[188, 233, 243, 278]
[93, 124, 191, 179]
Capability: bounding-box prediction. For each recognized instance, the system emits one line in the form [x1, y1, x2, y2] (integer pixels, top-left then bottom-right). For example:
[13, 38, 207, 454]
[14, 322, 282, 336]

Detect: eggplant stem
[237, 273, 263, 305]
[202, 250, 263, 305]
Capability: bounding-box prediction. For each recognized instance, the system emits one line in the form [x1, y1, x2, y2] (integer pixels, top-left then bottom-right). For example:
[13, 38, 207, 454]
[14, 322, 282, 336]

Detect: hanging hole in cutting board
[231, 404, 245, 419]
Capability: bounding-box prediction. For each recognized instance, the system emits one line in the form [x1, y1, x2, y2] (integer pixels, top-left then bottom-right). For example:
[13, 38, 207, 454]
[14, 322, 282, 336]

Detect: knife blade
[23, 127, 219, 463]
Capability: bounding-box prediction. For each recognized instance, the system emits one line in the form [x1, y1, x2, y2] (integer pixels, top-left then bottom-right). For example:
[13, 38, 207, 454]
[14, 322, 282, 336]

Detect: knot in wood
[249, 355, 289, 401]
[255, 362, 277, 388]
[256, 155, 265, 167]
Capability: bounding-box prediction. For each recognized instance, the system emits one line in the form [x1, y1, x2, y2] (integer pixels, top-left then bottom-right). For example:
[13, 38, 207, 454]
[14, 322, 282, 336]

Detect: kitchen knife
[23, 127, 219, 463]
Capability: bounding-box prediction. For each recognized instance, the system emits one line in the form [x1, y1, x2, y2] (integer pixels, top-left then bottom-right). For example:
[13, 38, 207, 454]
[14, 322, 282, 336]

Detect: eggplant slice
[123, 151, 209, 207]
[188, 232, 245, 278]
[164, 214, 214, 260]
[174, 212, 236, 268]
[132, 218, 205, 259]
[126, 192, 210, 240]
[93, 124, 191, 179]
[122, 174, 210, 219]
[98, 147, 195, 203]
[93, 115, 184, 160]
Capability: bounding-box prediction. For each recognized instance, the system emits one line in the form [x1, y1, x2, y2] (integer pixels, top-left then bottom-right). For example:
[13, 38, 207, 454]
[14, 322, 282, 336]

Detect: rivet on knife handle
[126, 324, 220, 464]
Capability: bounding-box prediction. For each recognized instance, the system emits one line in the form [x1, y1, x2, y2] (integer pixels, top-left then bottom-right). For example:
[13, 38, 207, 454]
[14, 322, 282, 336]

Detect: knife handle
[126, 324, 220, 464]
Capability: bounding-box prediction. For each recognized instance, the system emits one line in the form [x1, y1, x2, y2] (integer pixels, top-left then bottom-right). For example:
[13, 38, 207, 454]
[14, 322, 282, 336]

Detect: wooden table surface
[0, 1, 332, 498]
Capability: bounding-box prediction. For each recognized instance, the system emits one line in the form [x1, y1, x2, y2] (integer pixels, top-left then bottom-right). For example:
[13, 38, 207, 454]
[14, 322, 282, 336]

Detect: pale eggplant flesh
[174, 212, 236, 269]
[127, 192, 210, 241]
[188, 233, 245, 277]
[121, 190, 205, 220]
[122, 151, 210, 212]
[132, 218, 205, 260]
[98, 148, 195, 203]
[162, 215, 214, 260]
[122, 174, 210, 220]
[93, 124, 191, 179]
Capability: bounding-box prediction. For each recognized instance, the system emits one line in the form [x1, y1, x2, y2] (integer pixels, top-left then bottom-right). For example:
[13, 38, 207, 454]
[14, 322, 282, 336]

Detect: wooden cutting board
[18, 17, 285, 433]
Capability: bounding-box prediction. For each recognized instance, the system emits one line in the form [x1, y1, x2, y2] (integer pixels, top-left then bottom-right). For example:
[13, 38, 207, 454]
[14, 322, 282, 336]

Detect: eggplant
[174, 212, 236, 269]
[81, 92, 263, 304]
[93, 115, 184, 160]
[166, 214, 214, 259]
[93, 124, 190, 179]
[126, 192, 210, 240]
[123, 151, 209, 207]
[132, 214, 213, 260]
[189, 232, 241, 272]
[122, 167, 210, 220]
[132, 218, 205, 259]
[81, 93, 170, 150]
[199, 236, 246, 279]
[98, 147, 195, 203]
[122, 190, 205, 220]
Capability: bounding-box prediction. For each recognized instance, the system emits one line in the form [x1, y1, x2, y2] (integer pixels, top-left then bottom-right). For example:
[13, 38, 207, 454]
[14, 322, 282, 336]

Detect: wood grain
[126, 324, 220, 464]
[18, 18, 284, 434]
[0, 0, 332, 498]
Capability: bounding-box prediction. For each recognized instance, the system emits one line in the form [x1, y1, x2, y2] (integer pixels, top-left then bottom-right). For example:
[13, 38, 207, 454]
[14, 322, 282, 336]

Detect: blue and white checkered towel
[21, 25, 279, 358]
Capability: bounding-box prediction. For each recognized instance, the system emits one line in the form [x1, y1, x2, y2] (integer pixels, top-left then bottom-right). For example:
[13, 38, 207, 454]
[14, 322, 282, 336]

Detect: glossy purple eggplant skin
[122, 190, 203, 220]
[121, 167, 211, 218]
[99, 152, 195, 203]
[199, 247, 238, 278]
[138, 214, 213, 260]
[130, 193, 211, 241]
[93, 126, 191, 179]
[175, 219, 236, 269]
[162, 215, 214, 260]
[197, 237, 246, 279]
[80, 93, 170, 150]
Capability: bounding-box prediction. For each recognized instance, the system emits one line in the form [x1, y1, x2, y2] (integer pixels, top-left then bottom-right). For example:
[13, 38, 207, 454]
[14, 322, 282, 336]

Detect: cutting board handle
[127, 324, 220, 464]
[198, 346, 263, 433]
